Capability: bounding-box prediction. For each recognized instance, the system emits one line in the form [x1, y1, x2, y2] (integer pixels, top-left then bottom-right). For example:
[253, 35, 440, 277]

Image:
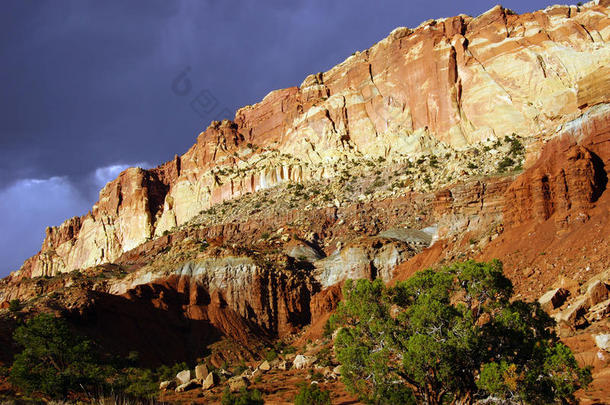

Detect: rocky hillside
[12, 0, 609, 279]
[1, 1, 610, 404]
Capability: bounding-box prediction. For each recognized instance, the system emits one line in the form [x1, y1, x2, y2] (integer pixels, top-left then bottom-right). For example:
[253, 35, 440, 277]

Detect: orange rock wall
[17, 2, 610, 277]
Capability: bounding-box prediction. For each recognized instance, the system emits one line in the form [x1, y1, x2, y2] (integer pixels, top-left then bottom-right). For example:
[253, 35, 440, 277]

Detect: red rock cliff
[17, 1, 610, 277]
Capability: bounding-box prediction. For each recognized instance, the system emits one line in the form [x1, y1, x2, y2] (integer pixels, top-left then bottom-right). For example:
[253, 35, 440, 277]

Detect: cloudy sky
[0, 0, 556, 276]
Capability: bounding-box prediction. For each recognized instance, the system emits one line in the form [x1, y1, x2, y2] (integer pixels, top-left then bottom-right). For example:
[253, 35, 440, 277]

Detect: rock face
[539, 288, 569, 311]
[587, 280, 610, 306]
[314, 237, 416, 287]
[15, 2, 610, 278]
[503, 105, 610, 229]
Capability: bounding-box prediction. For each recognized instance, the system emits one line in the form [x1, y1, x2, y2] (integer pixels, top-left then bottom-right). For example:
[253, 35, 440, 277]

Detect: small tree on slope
[329, 260, 591, 405]
[9, 313, 108, 398]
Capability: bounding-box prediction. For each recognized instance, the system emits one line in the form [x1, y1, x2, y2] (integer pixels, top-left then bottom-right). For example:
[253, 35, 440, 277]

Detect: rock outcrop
[503, 105, 610, 229]
[15, 1, 610, 278]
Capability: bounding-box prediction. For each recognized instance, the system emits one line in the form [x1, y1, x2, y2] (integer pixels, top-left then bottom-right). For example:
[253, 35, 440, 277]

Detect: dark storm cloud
[0, 0, 555, 275]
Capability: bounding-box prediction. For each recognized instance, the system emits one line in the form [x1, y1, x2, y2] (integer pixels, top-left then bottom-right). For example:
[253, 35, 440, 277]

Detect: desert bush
[8, 299, 21, 313]
[316, 347, 332, 367]
[232, 360, 248, 376]
[264, 349, 278, 362]
[221, 387, 264, 405]
[497, 156, 515, 172]
[293, 383, 331, 405]
[506, 134, 525, 157]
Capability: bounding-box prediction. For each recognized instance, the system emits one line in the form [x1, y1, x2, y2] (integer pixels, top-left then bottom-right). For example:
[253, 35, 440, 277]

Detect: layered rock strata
[16, 2, 610, 278]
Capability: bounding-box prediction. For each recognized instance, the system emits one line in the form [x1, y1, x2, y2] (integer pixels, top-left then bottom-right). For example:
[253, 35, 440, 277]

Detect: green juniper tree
[9, 313, 108, 398]
[329, 260, 591, 405]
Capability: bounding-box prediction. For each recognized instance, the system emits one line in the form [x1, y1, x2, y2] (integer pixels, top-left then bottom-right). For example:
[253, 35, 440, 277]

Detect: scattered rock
[175, 379, 200, 392]
[586, 299, 610, 322]
[227, 376, 249, 392]
[258, 360, 271, 371]
[594, 334, 610, 352]
[292, 354, 317, 370]
[557, 297, 589, 325]
[285, 241, 323, 262]
[538, 288, 569, 311]
[159, 380, 176, 391]
[202, 372, 218, 390]
[586, 280, 609, 306]
[316, 366, 333, 378]
[277, 360, 290, 371]
[195, 363, 209, 380]
[176, 369, 192, 385]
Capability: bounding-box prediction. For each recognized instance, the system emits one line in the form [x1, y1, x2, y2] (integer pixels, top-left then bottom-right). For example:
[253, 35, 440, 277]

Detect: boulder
[586, 280, 609, 306]
[195, 363, 209, 380]
[277, 360, 290, 371]
[378, 227, 432, 246]
[159, 380, 176, 391]
[585, 299, 610, 322]
[292, 355, 317, 370]
[557, 276, 580, 295]
[557, 297, 589, 325]
[285, 242, 323, 262]
[227, 376, 249, 392]
[594, 334, 610, 352]
[202, 372, 218, 390]
[258, 360, 271, 371]
[176, 369, 192, 385]
[538, 288, 569, 311]
[175, 379, 200, 392]
[332, 365, 342, 375]
[241, 367, 262, 380]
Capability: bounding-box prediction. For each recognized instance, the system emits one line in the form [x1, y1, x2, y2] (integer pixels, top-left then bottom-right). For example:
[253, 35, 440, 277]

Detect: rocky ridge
[14, 0, 610, 278]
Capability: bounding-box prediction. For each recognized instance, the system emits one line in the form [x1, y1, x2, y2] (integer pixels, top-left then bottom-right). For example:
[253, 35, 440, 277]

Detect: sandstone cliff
[16, 1, 610, 278]
[2, 4, 610, 401]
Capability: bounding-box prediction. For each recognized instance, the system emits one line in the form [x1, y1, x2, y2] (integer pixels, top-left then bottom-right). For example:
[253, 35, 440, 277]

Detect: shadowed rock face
[15, 2, 610, 278]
